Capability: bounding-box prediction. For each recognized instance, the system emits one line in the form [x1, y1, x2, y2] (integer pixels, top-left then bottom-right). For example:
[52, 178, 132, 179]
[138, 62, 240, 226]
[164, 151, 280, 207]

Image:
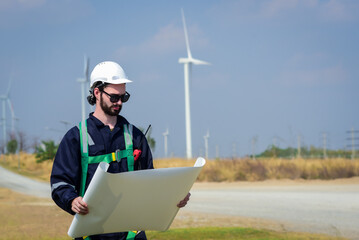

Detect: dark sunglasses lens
[110, 95, 120, 103]
[121, 94, 130, 103]
[108, 93, 130, 103]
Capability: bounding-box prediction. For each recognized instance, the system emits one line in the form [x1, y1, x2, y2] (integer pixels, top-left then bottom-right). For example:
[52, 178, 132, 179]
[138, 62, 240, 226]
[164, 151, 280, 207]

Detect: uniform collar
[89, 113, 128, 129]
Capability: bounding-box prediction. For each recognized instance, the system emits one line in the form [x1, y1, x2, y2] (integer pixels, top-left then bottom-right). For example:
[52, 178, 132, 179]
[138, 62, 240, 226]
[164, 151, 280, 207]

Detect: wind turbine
[204, 130, 210, 159]
[77, 56, 90, 122]
[0, 76, 14, 153]
[178, 9, 210, 159]
[163, 128, 169, 158]
[7, 98, 18, 140]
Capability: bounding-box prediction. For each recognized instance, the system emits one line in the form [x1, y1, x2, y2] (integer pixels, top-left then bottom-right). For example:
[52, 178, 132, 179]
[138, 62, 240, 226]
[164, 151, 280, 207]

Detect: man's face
[98, 84, 126, 116]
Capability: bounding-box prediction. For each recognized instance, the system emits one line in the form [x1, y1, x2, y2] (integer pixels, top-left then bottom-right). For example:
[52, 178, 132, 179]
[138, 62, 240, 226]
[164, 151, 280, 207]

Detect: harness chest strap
[78, 120, 137, 240]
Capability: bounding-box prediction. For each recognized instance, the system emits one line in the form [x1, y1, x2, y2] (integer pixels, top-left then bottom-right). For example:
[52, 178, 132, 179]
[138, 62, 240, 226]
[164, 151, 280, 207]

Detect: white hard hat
[90, 61, 132, 88]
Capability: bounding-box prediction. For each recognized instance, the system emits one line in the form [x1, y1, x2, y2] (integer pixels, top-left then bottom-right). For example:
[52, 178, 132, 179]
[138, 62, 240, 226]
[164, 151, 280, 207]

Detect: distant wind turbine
[7, 98, 17, 137]
[178, 9, 210, 159]
[204, 130, 210, 159]
[77, 56, 90, 122]
[163, 128, 169, 158]
[0, 76, 15, 153]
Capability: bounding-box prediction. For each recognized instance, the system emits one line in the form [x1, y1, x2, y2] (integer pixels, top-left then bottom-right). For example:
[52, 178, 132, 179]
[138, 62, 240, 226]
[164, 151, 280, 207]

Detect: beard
[100, 93, 122, 116]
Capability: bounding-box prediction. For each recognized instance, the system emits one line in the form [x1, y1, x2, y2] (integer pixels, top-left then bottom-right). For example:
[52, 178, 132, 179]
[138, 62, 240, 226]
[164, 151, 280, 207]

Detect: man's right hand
[71, 196, 89, 215]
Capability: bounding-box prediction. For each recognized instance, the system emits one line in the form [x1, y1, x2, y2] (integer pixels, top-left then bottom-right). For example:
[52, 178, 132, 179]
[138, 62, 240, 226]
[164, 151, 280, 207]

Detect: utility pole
[346, 128, 359, 160]
[352, 128, 355, 159]
[232, 142, 237, 159]
[273, 136, 277, 147]
[1, 99, 6, 154]
[323, 132, 327, 159]
[297, 135, 301, 159]
[251, 136, 257, 160]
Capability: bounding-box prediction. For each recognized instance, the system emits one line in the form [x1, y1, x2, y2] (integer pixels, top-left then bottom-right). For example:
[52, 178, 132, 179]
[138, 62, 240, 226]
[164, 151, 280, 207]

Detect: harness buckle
[115, 149, 121, 162]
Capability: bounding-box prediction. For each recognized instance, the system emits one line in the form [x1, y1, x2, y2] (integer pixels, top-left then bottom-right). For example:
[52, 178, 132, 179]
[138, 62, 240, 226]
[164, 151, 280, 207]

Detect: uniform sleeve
[50, 127, 82, 215]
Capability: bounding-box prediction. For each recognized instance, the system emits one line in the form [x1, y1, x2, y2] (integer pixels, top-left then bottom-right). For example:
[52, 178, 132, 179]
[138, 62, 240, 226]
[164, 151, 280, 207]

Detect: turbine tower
[163, 128, 169, 158]
[178, 9, 210, 159]
[204, 130, 210, 159]
[7, 98, 17, 137]
[0, 77, 14, 153]
[77, 56, 90, 122]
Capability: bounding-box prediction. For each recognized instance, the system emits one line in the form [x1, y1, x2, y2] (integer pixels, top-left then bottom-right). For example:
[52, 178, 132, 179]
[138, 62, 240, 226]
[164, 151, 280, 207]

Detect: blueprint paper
[68, 157, 206, 238]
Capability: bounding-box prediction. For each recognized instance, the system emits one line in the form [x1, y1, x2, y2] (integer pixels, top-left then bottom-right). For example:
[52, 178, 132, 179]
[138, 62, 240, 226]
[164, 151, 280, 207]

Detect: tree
[0, 140, 5, 155]
[35, 140, 59, 163]
[17, 131, 29, 152]
[7, 139, 18, 154]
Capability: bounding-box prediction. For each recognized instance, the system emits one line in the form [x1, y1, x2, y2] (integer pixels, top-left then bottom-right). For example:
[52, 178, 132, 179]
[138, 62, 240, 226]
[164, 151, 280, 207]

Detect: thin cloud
[0, 0, 46, 11]
[280, 64, 348, 86]
[115, 23, 209, 61]
[261, 0, 358, 21]
[319, 0, 359, 22]
[278, 52, 348, 86]
[260, 0, 301, 17]
[210, 0, 358, 23]
[0, 0, 92, 28]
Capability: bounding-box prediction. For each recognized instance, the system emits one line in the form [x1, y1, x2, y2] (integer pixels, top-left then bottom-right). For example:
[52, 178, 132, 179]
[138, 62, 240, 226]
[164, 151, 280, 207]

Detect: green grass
[146, 227, 346, 240]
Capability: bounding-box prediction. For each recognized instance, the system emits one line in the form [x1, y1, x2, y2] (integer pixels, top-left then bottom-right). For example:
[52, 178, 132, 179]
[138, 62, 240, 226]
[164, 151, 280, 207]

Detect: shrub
[35, 140, 58, 163]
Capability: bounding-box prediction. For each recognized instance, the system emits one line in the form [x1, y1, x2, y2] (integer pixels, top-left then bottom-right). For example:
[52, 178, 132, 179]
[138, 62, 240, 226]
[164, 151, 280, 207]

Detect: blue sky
[0, 0, 358, 159]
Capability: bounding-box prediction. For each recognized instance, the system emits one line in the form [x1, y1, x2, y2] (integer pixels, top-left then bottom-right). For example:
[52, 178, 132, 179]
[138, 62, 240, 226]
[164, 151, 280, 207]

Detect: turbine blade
[6, 75, 13, 96]
[7, 98, 15, 134]
[181, 8, 192, 59]
[191, 58, 211, 65]
[7, 99, 15, 119]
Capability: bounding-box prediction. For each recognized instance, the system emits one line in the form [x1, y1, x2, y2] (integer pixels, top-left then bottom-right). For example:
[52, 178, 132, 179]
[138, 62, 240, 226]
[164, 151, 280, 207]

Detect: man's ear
[93, 88, 101, 100]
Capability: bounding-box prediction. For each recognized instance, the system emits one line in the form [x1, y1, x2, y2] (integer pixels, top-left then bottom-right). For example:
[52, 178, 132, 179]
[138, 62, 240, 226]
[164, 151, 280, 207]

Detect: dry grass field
[0, 153, 52, 181]
[196, 157, 359, 181]
[0, 188, 72, 240]
[1, 153, 359, 183]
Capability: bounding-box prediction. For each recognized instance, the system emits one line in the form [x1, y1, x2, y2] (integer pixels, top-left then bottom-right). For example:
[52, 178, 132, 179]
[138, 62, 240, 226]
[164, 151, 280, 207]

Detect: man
[51, 61, 190, 240]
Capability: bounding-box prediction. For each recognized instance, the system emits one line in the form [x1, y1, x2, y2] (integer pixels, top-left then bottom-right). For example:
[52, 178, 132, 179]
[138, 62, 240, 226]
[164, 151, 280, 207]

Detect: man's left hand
[177, 192, 191, 208]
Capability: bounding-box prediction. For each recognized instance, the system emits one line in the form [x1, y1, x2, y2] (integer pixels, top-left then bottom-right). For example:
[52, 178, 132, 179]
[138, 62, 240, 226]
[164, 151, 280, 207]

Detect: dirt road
[0, 165, 50, 198]
[189, 179, 359, 240]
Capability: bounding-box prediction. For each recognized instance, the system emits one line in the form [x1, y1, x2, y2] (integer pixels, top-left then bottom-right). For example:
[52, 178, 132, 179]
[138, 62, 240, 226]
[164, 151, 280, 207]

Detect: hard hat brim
[90, 78, 132, 88]
[106, 78, 133, 84]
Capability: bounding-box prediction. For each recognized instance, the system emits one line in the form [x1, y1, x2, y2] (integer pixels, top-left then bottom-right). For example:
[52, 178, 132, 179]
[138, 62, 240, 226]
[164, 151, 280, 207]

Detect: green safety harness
[78, 120, 137, 240]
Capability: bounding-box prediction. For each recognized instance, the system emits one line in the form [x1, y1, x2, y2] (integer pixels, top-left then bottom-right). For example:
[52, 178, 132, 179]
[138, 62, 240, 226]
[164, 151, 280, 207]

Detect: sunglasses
[101, 90, 130, 103]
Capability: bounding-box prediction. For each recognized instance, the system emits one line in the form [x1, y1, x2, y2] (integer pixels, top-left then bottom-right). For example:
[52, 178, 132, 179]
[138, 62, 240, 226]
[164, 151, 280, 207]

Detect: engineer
[50, 61, 190, 240]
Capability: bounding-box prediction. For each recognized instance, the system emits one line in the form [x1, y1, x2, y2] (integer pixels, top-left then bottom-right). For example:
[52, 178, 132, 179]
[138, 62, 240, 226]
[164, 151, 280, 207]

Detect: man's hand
[177, 193, 191, 208]
[71, 196, 89, 215]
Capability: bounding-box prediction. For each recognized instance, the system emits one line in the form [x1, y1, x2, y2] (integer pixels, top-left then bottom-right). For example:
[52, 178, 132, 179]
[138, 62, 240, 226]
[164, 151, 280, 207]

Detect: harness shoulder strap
[124, 124, 134, 172]
[79, 120, 89, 197]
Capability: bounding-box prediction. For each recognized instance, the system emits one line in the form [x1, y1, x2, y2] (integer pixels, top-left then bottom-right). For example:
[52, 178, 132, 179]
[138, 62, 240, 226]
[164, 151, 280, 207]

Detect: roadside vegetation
[196, 157, 359, 182]
[155, 157, 359, 181]
[1, 153, 359, 182]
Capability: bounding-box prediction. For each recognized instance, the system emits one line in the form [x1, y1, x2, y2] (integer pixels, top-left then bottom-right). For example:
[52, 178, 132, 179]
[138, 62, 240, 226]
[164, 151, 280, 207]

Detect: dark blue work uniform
[50, 113, 153, 240]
